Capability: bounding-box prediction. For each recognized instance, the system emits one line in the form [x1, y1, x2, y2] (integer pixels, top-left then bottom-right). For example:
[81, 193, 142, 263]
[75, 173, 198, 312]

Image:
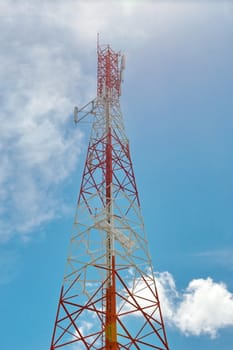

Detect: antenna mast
[49, 40, 170, 350]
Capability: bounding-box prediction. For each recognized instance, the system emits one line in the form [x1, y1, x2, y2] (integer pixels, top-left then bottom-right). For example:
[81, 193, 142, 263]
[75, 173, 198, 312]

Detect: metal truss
[50, 41, 169, 350]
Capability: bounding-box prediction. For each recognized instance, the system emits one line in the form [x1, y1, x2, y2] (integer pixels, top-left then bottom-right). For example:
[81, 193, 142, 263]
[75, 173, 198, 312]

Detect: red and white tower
[50, 40, 170, 350]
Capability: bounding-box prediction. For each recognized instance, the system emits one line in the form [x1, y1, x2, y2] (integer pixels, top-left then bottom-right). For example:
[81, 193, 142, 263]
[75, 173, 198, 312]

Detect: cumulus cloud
[123, 271, 233, 337]
[155, 272, 233, 337]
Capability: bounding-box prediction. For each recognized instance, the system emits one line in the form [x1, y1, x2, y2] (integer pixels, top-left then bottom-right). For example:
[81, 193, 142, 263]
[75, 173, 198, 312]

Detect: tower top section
[97, 38, 125, 99]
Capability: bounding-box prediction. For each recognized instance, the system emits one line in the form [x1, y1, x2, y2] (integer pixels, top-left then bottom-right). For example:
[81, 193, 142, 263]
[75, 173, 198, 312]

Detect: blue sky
[1, 1, 233, 349]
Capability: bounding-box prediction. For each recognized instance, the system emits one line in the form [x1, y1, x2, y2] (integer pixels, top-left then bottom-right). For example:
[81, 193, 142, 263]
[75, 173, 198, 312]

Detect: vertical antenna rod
[101, 44, 117, 349]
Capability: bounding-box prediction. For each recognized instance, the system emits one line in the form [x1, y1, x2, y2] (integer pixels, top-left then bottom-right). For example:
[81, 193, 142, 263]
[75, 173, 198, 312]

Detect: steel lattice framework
[50, 41, 169, 350]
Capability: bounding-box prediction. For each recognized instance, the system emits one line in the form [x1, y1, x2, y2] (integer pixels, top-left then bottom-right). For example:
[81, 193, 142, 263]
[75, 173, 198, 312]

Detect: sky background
[1, 0, 233, 349]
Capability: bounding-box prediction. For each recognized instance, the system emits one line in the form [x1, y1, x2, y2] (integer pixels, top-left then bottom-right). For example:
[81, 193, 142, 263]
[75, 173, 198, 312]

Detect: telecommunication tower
[50, 40, 169, 350]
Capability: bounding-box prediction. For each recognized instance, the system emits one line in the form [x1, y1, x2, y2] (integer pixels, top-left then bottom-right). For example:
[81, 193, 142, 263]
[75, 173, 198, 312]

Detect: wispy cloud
[196, 248, 233, 268]
[0, 2, 89, 241]
[1, 0, 230, 241]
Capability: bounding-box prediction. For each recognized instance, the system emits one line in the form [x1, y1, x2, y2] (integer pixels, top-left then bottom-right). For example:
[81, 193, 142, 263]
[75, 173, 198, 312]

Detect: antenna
[49, 40, 170, 350]
[73, 106, 78, 123]
[120, 54, 126, 83]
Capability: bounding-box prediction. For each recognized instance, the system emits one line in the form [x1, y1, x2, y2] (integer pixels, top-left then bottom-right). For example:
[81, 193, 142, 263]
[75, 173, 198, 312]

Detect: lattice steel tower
[50, 40, 169, 350]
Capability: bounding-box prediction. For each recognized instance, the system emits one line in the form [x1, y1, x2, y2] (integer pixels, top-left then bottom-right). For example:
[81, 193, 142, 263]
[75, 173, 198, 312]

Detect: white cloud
[175, 277, 233, 337]
[1, 0, 231, 240]
[0, 39, 83, 240]
[0, 2, 88, 240]
[120, 271, 233, 337]
[155, 272, 233, 337]
[122, 271, 233, 336]
[155, 271, 178, 321]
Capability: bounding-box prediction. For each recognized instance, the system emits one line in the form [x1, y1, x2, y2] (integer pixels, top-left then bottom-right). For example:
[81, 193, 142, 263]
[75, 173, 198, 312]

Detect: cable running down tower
[50, 40, 170, 350]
